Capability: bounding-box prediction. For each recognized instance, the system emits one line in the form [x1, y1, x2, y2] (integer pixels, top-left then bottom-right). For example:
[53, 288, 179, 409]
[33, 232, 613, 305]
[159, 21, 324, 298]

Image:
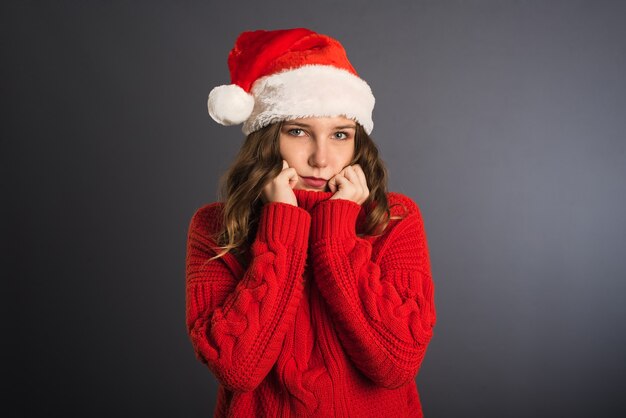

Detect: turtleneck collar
[293, 188, 334, 212]
[290, 188, 370, 235]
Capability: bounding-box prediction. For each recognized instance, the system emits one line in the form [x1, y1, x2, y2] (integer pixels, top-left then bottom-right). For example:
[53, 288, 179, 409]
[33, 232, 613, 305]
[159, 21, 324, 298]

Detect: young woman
[186, 28, 436, 417]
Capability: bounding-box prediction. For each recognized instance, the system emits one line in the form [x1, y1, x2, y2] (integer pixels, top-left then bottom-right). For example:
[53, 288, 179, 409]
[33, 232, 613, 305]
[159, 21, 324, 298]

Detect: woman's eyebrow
[284, 122, 356, 129]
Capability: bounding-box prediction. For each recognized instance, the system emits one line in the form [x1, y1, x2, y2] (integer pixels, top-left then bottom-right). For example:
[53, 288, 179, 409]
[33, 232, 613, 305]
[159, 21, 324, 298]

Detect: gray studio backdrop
[4, 1, 626, 417]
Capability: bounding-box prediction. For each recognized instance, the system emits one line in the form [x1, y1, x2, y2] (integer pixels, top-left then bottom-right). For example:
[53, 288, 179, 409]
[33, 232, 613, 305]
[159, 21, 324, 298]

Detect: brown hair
[209, 120, 398, 262]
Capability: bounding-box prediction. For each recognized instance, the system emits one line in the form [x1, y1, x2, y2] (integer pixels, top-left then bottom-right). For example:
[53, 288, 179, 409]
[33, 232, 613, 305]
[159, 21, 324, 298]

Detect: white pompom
[207, 84, 254, 126]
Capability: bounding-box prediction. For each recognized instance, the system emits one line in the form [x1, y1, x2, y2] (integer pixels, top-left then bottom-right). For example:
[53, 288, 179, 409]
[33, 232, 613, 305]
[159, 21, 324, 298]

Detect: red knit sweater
[185, 188, 436, 417]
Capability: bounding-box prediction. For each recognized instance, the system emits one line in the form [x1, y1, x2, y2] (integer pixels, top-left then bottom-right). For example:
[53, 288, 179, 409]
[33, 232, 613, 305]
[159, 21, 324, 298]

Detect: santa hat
[207, 28, 375, 135]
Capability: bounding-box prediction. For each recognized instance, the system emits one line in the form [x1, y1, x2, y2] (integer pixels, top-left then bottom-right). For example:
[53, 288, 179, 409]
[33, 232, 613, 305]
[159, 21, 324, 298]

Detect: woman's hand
[262, 160, 299, 206]
[328, 164, 370, 205]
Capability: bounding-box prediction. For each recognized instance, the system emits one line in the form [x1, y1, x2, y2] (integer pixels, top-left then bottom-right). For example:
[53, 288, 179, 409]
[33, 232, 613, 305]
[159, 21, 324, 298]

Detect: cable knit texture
[185, 188, 436, 417]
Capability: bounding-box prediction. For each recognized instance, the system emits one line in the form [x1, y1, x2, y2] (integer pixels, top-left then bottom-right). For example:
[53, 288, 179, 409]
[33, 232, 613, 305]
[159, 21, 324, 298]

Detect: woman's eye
[334, 132, 348, 140]
[288, 129, 304, 136]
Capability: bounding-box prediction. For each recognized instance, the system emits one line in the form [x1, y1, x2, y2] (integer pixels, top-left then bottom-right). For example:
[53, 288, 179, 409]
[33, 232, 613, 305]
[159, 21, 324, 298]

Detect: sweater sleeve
[185, 202, 311, 392]
[309, 196, 436, 389]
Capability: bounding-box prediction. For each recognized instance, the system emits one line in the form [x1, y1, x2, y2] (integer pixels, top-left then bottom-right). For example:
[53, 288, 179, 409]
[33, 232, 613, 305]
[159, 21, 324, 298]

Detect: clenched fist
[328, 164, 370, 205]
[262, 160, 299, 206]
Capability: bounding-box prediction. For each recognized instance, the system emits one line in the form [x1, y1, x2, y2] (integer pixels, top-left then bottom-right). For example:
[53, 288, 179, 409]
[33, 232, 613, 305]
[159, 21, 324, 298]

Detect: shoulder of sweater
[188, 201, 224, 237]
[357, 192, 423, 241]
[385, 191, 423, 220]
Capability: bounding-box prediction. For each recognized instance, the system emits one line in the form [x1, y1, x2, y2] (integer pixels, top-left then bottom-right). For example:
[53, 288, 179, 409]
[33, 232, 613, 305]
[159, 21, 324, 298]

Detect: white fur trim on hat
[242, 64, 375, 135]
[208, 84, 255, 126]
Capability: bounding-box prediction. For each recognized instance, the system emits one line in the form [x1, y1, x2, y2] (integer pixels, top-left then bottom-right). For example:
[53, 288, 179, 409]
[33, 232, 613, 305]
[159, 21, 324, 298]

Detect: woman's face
[278, 115, 356, 192]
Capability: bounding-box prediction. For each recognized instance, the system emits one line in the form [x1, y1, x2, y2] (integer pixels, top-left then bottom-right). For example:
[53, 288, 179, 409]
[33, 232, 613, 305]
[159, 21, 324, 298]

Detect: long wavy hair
[209, 120, 400, 263]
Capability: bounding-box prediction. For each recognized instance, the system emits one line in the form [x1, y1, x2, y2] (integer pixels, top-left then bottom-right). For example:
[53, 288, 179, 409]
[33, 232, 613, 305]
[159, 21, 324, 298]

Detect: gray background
[4, 1, 626, 417]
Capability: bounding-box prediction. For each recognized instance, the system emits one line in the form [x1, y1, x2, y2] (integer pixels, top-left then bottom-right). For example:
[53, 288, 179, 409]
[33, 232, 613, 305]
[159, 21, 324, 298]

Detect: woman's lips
[301, 176, 328, 188]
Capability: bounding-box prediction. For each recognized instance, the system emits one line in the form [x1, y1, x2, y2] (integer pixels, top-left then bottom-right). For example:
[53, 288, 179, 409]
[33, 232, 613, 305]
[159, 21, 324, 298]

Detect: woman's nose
[308, 140, 328, 167]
